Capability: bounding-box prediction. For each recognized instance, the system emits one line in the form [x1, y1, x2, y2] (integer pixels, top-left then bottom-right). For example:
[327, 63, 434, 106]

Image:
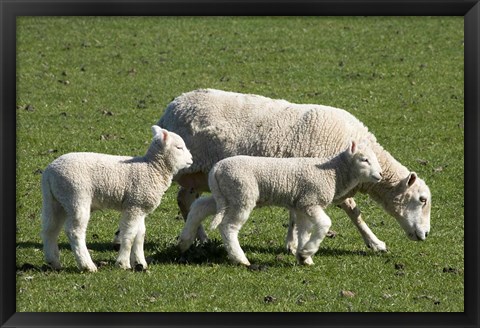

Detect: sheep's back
[159, 89, 377, 175]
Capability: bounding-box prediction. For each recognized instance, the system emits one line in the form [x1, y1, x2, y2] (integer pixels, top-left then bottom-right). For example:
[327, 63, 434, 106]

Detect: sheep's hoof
[296, 254, 314, 266]
[368, 241, 388, 252]
[115, 261, 131, 270]
[46, 261, 62, 271]
[80, 264, 98, 272]
[113, 243, 121, 251]
[286, 244, 297, 256]
[134, 263, 147, 272]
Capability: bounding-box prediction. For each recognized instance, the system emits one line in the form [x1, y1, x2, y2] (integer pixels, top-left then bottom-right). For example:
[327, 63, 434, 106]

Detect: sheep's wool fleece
[159, 89, 409, 183]
[211, 154, 359, 210]
[43, 152, 170, 212]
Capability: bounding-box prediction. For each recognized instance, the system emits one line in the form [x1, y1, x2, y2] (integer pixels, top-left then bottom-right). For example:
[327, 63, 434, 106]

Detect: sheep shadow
[17, 239, 385, 270]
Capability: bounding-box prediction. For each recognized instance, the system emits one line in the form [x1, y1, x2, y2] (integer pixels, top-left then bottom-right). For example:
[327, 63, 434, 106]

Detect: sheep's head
[388, 172, 431, 241]
[348, 140, 383, 184]
[151, 125, 193, 173]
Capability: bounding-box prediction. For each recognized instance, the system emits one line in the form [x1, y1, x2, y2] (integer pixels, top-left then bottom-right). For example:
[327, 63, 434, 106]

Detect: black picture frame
[1, 1, 478, 327]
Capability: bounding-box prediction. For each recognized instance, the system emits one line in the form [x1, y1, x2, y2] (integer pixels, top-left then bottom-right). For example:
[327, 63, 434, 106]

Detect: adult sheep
[158, 89, 431, 253]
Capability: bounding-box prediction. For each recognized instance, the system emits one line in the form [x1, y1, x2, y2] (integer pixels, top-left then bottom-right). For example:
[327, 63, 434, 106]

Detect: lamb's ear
[349, 140, 357, 154]
[151, 126, 168, 143]
[406, 172, 417, 187]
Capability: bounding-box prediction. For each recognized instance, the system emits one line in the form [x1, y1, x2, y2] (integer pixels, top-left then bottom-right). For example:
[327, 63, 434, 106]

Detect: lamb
[41, 126, 193, 272]
[178, 141, 383, 266]
[156, 89, 431, 253]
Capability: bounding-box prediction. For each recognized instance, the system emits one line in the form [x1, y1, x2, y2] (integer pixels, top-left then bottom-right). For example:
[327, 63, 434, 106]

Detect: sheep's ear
[349, 140, 357, 154]
[406, 172, 417, 187]
[151, 126, 168, 143]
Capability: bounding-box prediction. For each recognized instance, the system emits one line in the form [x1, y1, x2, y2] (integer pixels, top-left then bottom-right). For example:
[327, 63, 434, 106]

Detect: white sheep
[178, 141, 383, 266]
[156, 89, 431, 254]
[41, 126, 192, 272]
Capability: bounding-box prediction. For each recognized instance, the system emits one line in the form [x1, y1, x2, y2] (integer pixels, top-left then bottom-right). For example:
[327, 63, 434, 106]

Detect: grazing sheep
[178, 141, 383, 266]
[41, 126, 193, 272]
[155, 89, 431, 254]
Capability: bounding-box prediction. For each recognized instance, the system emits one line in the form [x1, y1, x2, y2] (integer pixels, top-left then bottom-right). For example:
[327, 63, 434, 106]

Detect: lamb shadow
[16, 240, 160, 253]
[148, 239, 230, 265]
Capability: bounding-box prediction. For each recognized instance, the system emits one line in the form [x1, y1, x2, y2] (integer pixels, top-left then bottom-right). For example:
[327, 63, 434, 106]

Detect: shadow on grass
[17, 238, 386, 271]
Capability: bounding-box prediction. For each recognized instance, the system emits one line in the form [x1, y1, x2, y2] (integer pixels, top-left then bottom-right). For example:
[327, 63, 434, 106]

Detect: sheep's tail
[41, 170, 54, 223]
[208, 166, 226, 230]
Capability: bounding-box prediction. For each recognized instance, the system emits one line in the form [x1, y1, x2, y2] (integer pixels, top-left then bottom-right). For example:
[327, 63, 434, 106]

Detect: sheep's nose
[425, 231, 429, 237]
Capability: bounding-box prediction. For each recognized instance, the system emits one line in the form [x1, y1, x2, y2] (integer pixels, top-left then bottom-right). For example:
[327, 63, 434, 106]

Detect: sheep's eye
[362, 158, 370, 163]
[176, 146, 183, 150]
[419, 196, 427, 205]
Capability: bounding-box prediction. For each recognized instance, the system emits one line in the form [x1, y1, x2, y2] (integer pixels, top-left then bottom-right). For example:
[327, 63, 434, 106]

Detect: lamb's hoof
[177, 239, 192, 253]
[134, 263, 147, 272]
[296, 255, 314, 266]
[115, 261, 131, 270]
[231, 258, 251, 266]
[80, 264, 98, 272]
[286, 245, 297, 256]
[46, 261, 62, 271]
[368, 240, 388, 252]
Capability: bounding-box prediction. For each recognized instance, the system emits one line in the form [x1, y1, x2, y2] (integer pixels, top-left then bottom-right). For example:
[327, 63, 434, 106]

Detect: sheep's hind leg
[64, 203, 97, 272]
[130, 216, 147, 270]
[178, 196, 216, 252]
[116, 209, 145, 270]
[218, 206, 252, 266]
[296, 206, 331, 266]
[340, 198, 387, 252]
[41, 197, 66, 270]
[177, 186, 208, 243]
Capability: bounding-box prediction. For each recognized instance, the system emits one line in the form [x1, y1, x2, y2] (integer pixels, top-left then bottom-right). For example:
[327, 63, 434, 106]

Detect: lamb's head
[150, 125, 193, 173]
[348, 140, 383, 184]
[387, 172, 431, 241]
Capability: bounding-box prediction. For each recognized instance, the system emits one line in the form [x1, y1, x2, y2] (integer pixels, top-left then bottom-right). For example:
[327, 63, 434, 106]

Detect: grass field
[16, 16, 464, 312]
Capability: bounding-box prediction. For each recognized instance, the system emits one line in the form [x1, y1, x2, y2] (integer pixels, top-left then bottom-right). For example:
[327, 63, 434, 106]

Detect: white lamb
[41, 126, 192, 272]
[155, 89, 431, 254]
[178, 141, 383, 266]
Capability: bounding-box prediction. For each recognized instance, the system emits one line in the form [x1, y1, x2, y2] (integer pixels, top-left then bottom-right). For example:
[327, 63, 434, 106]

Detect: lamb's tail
[208, 166, 227, 230]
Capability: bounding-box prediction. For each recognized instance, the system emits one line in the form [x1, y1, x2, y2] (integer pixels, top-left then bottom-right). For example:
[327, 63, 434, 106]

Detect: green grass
[16, 16, 464, 312]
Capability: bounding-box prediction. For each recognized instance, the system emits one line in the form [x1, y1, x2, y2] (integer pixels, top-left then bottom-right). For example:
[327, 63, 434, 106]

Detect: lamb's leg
[116, 209, 145, 270]
[64, 203, 97, 272]
[177, 186, 208, 242]
[340, 198, 387, 252]
[296, 206, 331, 266]
[218, 206, 252, 266]
[112, 172, 209, 249]
[178, 196, 216, 252]
[130, 216, 147, 270]
[285, 210, 298, 255]
[41, 197, 65, 270]
[294, 211, 315, 265]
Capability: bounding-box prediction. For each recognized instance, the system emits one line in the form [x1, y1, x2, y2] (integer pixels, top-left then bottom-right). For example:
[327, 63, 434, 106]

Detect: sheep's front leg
[285, 210, 298, 255]
[130, 216, 147, 270]
[340, 198, 387, 252]
[116, 209, 145, 270]
[178, 196, 216, 252]
[295, 206, 331, 266]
